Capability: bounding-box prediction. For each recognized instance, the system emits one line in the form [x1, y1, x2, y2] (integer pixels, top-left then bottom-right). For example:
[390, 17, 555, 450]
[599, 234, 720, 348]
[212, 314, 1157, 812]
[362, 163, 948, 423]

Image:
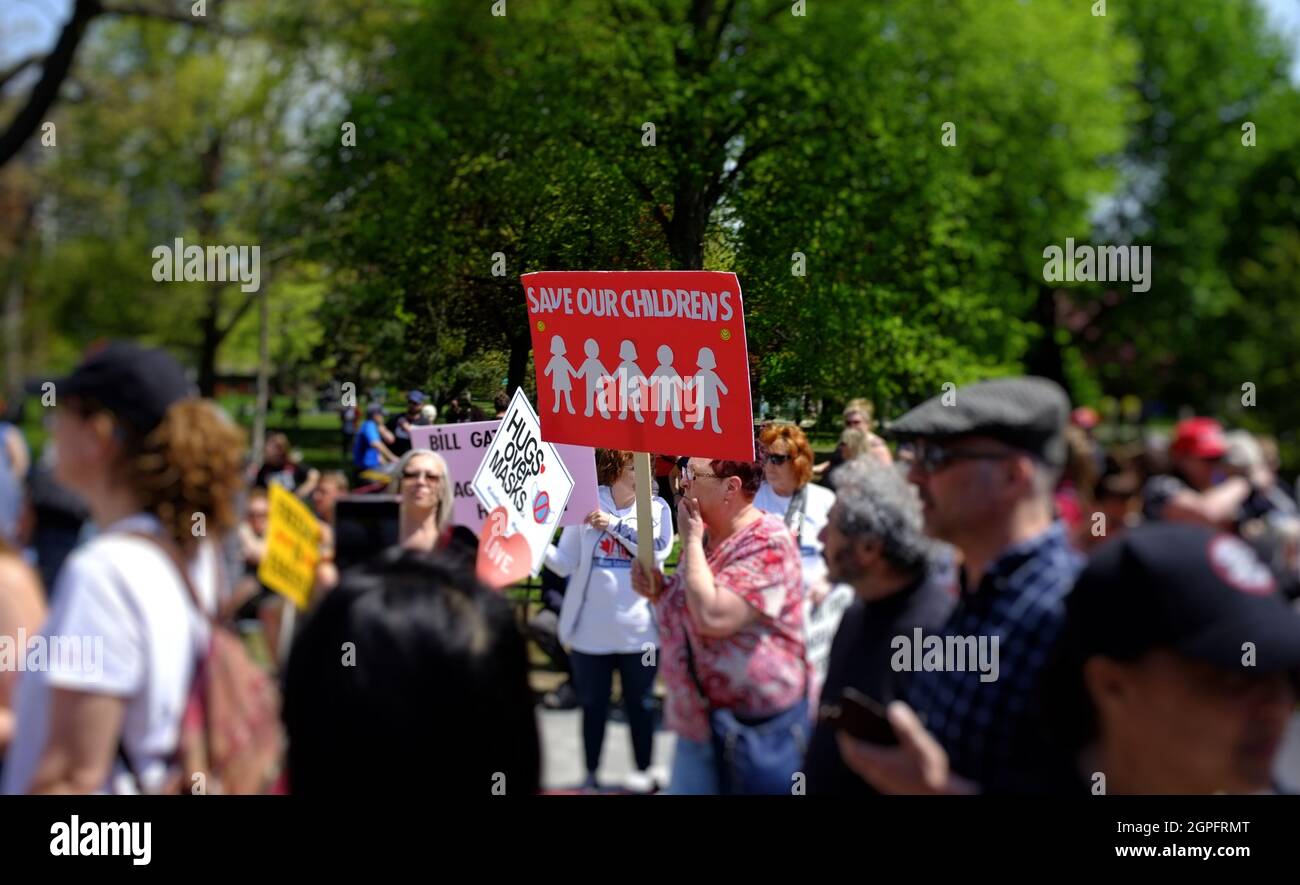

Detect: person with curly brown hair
[2, 342, 245, 794]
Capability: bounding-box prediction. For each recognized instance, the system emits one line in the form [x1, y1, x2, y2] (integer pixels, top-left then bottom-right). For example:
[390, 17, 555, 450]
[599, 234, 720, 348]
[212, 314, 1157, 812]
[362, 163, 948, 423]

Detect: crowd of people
[0, 340, 1297, 796]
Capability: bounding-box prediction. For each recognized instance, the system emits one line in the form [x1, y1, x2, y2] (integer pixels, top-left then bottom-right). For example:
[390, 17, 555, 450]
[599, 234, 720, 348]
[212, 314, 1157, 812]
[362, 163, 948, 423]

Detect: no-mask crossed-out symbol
[477, 506, 531, 588]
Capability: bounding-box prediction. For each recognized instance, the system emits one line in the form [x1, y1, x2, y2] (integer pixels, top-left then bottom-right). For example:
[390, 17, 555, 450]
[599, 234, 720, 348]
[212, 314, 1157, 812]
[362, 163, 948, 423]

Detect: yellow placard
[257, 483, 321, 610]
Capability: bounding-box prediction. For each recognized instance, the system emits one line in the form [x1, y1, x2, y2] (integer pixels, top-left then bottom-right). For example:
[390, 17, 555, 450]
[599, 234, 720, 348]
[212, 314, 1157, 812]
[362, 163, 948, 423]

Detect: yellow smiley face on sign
[537, 320, 546, 332]
[720, 328, 731, 342]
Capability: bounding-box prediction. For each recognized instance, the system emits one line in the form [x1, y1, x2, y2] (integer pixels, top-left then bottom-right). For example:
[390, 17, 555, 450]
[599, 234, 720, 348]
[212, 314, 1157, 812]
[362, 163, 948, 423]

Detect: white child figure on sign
[691, 347, 727, 433]
[577, 338, 612, 419]
[544, 335, 576, 414]
[649, 344, 685, 429]
[616, 340, 647, 423]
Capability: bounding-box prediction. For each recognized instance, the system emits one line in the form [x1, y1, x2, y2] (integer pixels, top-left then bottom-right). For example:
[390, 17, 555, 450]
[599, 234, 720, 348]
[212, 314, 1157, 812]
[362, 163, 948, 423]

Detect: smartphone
[819, 687, 899, 745]
[333, 495, 401, 572]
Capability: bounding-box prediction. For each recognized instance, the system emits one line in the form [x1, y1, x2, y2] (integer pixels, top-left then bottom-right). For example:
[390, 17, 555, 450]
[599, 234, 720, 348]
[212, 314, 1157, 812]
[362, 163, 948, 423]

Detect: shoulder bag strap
[680, 628, 712, 710]
[784, 484, 808, 546]
[121, 530, 215, 628]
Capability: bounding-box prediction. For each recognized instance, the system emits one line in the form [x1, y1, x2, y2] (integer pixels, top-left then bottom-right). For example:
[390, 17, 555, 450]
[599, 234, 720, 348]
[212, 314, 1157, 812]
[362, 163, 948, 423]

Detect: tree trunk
[253, 285, 269, 467]
[507, 326, 531, 395]
[194, 134, 224, 395]
[666, 199, 706, 269]
[1024, 284, 1068, 389]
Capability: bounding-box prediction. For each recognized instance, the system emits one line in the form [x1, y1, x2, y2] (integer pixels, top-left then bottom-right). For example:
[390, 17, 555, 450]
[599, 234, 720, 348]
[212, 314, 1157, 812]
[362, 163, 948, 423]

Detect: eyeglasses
[683, 464, 724, 482]
[402, 470, 445, 482]
[764, 453, 791, 466]
[913, 443, 1014, 474]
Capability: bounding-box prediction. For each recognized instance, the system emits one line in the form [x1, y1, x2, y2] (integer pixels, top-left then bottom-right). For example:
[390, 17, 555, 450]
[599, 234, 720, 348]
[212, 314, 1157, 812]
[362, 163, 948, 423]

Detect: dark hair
[282, 549, 540, 795]
[595, 449, 634, 486]
[493, 391, 509, 413]
[708, 458, 763, 497]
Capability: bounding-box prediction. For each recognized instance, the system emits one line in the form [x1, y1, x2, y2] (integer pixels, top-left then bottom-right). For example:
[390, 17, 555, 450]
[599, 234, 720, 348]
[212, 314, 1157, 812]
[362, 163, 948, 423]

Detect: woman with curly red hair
[3, 342, 245, 794]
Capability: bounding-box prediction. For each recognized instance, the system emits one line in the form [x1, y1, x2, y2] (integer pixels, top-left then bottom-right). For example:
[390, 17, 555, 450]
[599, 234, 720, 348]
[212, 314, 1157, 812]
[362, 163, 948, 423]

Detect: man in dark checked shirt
[837, 376, 1083, 794]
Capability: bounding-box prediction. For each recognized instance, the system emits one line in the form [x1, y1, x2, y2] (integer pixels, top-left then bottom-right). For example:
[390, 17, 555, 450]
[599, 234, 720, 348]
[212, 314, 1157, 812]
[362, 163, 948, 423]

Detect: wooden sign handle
[633, 452, 654, 572]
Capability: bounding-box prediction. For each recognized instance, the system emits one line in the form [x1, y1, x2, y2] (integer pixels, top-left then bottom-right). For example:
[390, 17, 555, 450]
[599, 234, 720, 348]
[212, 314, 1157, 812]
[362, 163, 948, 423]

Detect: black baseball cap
[1063, 523, 1300, 674]
[51, 341, 194, 435]
[885, 376, 1071, 467]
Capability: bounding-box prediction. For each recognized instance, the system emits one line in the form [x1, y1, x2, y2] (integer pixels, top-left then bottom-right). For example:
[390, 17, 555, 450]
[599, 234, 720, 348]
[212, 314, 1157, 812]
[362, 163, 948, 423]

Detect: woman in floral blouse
[632, 456, 808, 794]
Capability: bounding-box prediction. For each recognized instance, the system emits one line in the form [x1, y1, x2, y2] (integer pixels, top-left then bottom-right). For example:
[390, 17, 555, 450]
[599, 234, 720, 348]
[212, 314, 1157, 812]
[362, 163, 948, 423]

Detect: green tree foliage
[307, 0, 1134, 412]
[1088, 0, 1300, 423]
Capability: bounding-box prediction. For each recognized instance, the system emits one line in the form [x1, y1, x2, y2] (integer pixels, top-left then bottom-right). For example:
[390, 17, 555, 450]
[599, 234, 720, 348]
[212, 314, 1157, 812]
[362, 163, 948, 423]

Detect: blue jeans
[666, 736, 720, 795]
[569, 651, 657, 775]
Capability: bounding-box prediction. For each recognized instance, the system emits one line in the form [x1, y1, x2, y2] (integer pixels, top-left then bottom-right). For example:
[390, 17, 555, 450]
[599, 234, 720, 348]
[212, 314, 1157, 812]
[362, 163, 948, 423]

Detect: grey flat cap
[885, 376, 1071, 466]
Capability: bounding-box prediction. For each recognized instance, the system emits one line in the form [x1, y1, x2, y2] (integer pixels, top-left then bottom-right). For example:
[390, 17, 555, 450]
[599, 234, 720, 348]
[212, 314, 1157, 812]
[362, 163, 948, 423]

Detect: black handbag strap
[681, 629, 712, 709]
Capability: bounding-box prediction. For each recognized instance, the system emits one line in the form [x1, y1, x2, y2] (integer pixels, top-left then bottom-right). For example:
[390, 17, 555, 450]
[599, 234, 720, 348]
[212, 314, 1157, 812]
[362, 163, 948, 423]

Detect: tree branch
[216, 284, 262, 338]
[572, 128, 672, 233]
[0, 0, 248, 170]
[0, 54, 47, 93]
[709, 0, 737, 61]
[0, 0, 100, 169]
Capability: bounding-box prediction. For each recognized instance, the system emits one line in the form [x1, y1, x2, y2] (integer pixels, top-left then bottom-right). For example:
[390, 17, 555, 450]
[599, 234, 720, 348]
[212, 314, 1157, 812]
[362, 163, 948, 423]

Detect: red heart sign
[476, 506, 533, 589]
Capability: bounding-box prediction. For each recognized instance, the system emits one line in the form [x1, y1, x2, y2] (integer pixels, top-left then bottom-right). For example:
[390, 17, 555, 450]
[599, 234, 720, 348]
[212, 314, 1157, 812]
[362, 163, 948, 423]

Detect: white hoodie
[546, 486, 673, 655]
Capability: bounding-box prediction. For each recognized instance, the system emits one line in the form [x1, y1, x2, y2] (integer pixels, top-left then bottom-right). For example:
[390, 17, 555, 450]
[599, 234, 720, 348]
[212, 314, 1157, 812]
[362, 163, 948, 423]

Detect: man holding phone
[838, 377, 1082, 794]
[805, 459, 955, 794]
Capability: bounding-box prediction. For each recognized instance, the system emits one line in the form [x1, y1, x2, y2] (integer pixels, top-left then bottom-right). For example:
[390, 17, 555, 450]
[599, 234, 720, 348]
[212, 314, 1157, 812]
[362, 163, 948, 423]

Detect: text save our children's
[521, 270, 755, 462]
[488, 409, 545, 512]
[527, 285, 736, 322]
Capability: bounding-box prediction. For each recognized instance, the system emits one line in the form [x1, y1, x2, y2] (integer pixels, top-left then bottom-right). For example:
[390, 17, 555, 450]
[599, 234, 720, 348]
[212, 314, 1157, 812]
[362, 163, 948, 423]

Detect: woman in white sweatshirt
[546, 449, 673, 793]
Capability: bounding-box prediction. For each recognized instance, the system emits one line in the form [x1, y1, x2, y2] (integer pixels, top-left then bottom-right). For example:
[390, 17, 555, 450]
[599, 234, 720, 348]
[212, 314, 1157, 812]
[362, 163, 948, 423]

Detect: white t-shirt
[1, 514, 216, 794]
[548, 489, 672, 655]
[753, 481, 835, 588]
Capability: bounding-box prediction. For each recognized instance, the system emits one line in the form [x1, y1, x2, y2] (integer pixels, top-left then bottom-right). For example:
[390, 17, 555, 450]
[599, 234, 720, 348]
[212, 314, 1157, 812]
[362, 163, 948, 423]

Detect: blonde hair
[843, 398, 875, 429]
[838, 427, 868, 460]
[390, 449, 454, 530]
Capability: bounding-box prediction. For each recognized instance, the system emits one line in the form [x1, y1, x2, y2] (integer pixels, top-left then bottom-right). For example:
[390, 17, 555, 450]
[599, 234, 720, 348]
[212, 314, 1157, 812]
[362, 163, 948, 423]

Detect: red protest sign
[522, 270, 754, 461]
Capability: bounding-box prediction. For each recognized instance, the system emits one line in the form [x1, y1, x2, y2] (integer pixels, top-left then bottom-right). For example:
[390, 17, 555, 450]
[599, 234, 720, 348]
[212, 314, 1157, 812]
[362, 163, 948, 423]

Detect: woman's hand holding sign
[585, 509, 616, 532]
[630, 558, 665, 602]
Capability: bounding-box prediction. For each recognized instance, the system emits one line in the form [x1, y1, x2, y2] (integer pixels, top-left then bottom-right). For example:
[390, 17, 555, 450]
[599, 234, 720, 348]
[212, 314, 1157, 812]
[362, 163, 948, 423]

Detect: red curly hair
[758, 423, 814, 488]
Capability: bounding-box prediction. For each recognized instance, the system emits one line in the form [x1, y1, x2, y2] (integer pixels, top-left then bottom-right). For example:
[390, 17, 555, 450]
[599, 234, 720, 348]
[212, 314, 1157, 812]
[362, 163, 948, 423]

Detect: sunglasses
[913, 443, 1013, 474]
[402, 470, 445, 482]
[764, 453, 791, 466]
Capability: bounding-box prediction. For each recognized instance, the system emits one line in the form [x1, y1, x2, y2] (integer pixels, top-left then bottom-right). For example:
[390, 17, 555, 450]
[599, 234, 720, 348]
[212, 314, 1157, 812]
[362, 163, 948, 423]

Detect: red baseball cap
[1070, 406, 1100, 430]
[1169, 417, 1227, 460]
